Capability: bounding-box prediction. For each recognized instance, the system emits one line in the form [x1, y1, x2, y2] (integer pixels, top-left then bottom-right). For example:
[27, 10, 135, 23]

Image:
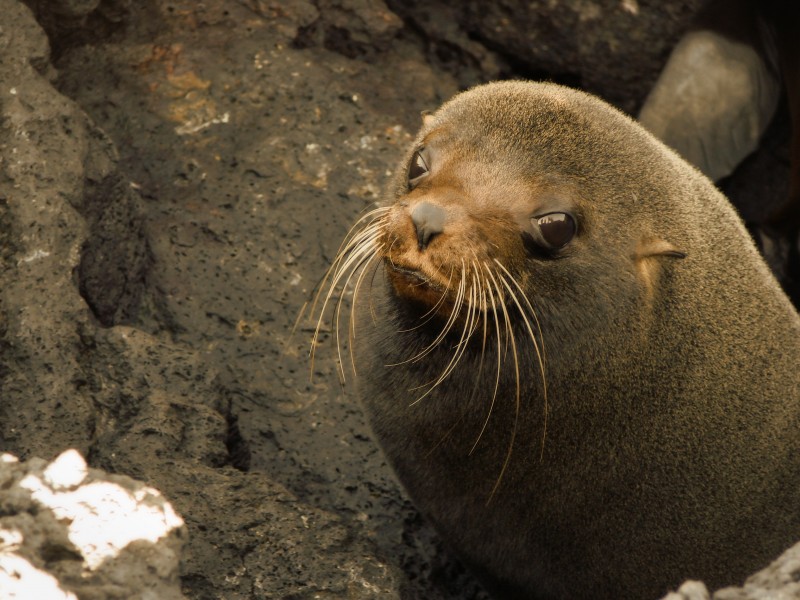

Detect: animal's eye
[533, 212, 576, 250]
[408, 149, 430, 188]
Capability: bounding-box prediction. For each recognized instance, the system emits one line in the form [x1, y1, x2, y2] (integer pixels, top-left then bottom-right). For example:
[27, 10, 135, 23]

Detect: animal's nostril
[411, 202, 446, 250]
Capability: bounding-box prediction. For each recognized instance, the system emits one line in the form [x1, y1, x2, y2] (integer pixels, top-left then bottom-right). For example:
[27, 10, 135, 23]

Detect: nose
[411, 202, 446, 250]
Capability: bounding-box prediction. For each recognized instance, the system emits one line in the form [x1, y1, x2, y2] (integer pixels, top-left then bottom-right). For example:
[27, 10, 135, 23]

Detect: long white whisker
[426, 259, 489, 455]
[494, 259, 548, 459]
[471, 262, 504, 455]
[311, 228, 381, 369]
[494, 259, 548, 374]
[309, 215, 387, 379]
[310, 222, 383, 343]
[331, 241, 383, 381]
[397, 268, 456, 333]
[408, 262, 469, 401]
[483, 265, 520, 502]
[345, 251, 385, 379]
[307, 209, 388, 320]
[387, 266, 460, 366]
[422, 261, 481, 388]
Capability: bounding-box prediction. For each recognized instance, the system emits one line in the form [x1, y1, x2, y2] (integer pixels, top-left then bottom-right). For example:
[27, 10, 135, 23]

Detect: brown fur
[328, 81, 800, 599]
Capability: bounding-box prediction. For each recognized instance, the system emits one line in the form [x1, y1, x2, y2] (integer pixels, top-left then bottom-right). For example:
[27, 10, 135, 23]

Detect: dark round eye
[533, 212, 576, 249]
[408, 148, 430, 188]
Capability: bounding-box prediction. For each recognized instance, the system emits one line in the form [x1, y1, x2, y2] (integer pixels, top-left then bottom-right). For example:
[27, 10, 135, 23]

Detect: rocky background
[0, 0, 796, 598]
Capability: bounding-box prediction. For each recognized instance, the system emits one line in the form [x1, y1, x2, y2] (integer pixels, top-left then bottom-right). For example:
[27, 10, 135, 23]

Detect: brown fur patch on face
[380, 118, 581, 320]
[379, 191, 525, 311]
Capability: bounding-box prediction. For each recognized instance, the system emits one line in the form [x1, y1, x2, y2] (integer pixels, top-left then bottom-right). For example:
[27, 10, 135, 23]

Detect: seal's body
[318, 81, 800, 599]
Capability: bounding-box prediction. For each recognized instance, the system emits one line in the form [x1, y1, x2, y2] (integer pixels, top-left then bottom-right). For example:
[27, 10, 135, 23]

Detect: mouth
[385, 260, 452, 307]
[388, 263, 439, 287]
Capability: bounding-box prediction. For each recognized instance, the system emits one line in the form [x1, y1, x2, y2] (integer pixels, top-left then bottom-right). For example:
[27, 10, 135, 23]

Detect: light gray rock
[664, 542, 800, 600]
[639, 30, 781, 182]
[714, 541, 800, 600]
[0, 450, 186, 600]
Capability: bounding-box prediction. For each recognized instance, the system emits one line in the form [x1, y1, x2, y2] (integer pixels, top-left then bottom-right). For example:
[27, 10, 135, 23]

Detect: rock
[714, 541, 800, 599]
[1, 0, 98, 458]
[662, 581, 712, 600]
[21, 0, 131, 60]
[252, 0, 405, 57]
[50, 0, 476, 594]
[2, 0, 797, 598]
[29, 0, 101, 18]
[0, 450, 186, 600]
[0, 1, 416, 598]
[387, 0, 706, 112]
[663, 541, 800, 600]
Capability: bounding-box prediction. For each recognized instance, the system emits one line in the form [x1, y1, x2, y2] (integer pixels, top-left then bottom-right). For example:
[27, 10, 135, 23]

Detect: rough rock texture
[662, 541, 800, 599]
[0, 2, 413, 597]
[714, 540, 800, 600]
[386, 0, 705, 113]
[1, 0, 469, 598]
[0, 0, 796, 598]
[0, 450, 185, 600]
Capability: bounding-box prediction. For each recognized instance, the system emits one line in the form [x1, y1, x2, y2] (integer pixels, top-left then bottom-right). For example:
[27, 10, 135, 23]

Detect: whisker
[407, 269, 464, 365]
[397, 267, 456, 333]
[348, 243, 386, 340]
[309, 223, 383, 342]
[429, 263, 480, 382]
[471, 262, 504, 455]
[494, 259, 548, 460]
[311, 227, 380, 361]
[309, 214, 387, 379]
[425, 259, 487, 456]
[407, 261, 470, 401]
[347, 252, 384, 377]
[465, 258, 489, 414]
[367, 257, 383, 324]
[288, 299, 309, 345]
[493, 259, 548, 375]
[307, 208, 389, 320]
[412, 259, 482, 398]
[327, 238, 382, 381]
[387, 266, 459, 366]
[483, 265, 520, 502]
[385, 237, 401, 270]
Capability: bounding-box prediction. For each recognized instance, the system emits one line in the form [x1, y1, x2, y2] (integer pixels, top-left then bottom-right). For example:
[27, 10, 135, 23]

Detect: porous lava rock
[1, 0, 796, 598]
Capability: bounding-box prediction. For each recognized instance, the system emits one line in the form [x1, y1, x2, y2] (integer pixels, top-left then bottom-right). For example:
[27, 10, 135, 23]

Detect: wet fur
[310, 81, 800, 599]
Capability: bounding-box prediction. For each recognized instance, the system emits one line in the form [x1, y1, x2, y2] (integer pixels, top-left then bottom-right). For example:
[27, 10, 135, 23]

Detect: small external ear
[635, 238, 687, 260]
[635, 237, 686, 301]
[421, 110, 435, 127]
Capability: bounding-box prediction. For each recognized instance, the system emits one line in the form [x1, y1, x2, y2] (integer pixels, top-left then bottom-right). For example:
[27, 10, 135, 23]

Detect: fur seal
[312, 81, 800, 599]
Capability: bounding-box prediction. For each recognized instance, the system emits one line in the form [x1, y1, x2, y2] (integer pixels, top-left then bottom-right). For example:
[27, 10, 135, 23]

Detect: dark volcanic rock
[0, 1, 420, 598]
[2, 0, 475, 598]
[76, 128, 150, 326]
[1, 0, 797, 598]
[387, 0, 705, 112]
[2, 0, 99, 458]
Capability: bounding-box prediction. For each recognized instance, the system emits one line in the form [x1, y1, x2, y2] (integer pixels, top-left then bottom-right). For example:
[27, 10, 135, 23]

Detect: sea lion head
[366, 82, 690, 340]
[309, 81, 705, 467]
